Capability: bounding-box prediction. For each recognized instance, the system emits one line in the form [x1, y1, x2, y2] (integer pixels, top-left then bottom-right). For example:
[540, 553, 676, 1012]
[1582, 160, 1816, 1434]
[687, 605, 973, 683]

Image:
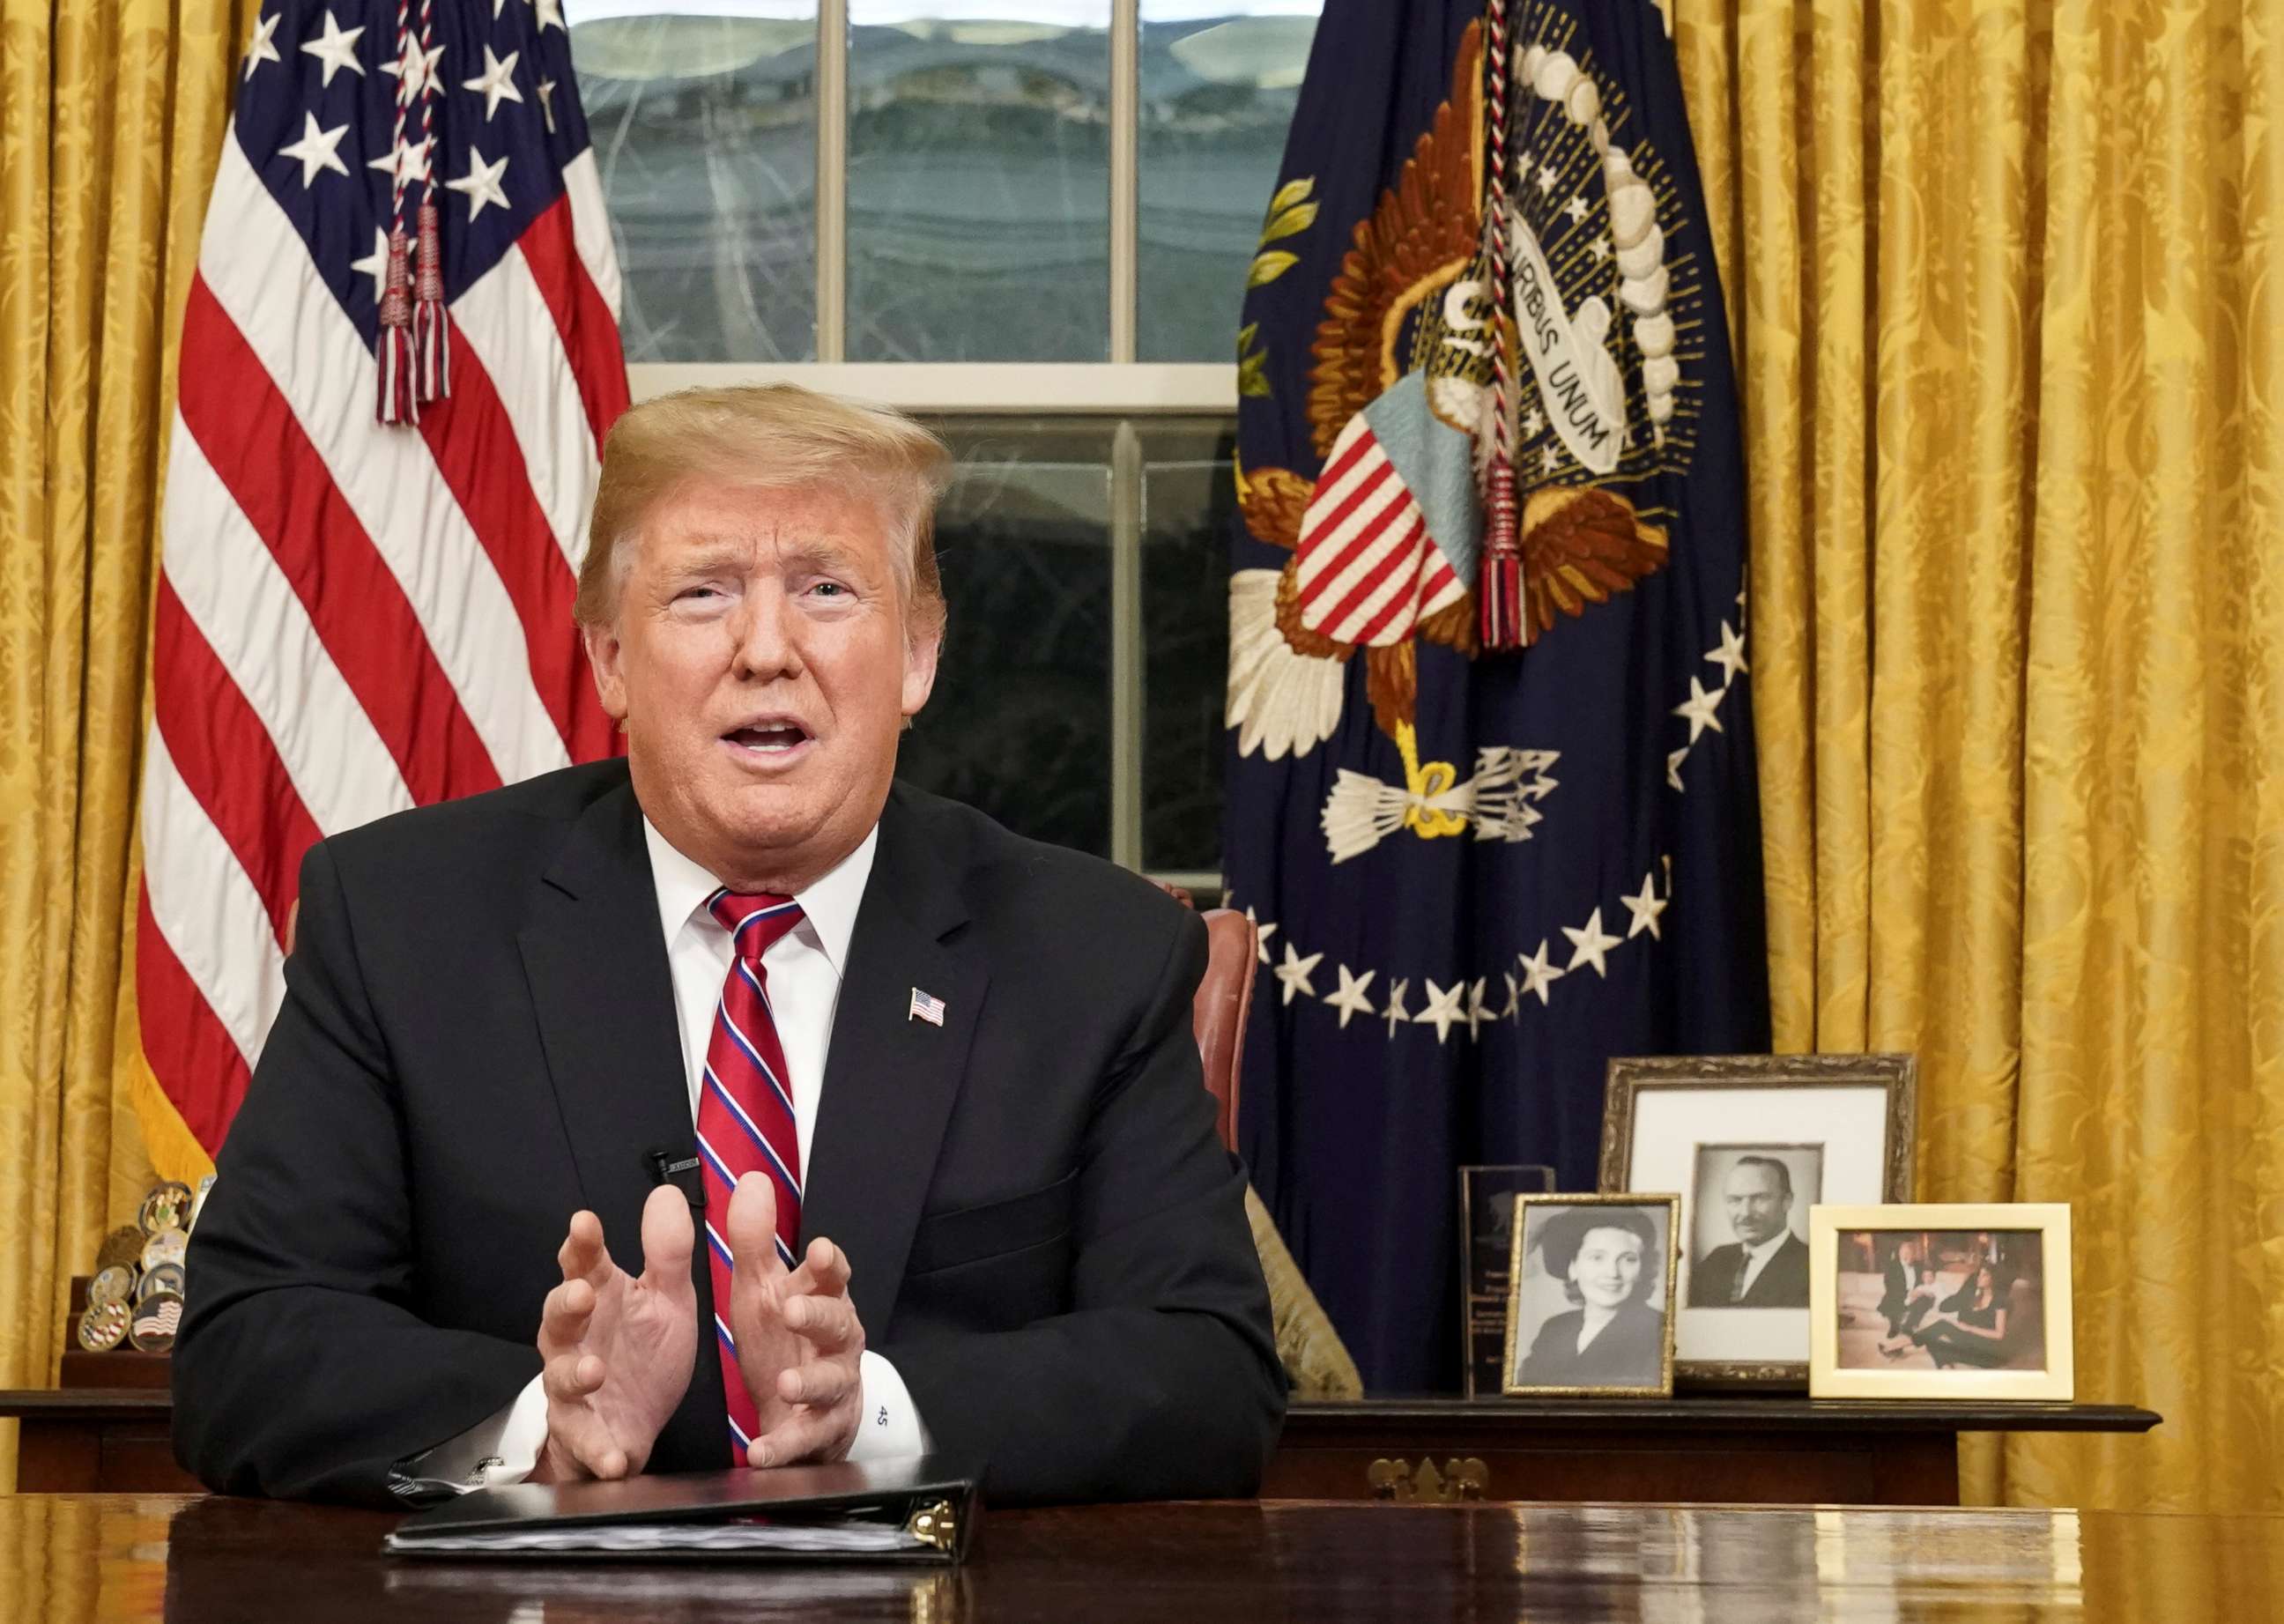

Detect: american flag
[140, 0, 627, 1157]
[908, 988, 946, 1027]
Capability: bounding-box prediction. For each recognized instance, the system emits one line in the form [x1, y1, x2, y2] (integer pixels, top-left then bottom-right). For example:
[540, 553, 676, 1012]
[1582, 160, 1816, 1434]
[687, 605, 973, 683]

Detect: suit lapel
[804, 787, 988, 1339]
[516, 775, 730, 1467]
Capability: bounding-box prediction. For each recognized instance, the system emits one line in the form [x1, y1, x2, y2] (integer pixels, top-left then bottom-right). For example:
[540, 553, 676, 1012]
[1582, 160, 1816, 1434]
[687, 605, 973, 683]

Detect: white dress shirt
[1733, 1230, 1792, 1298]
[418, 818, 927, 1489]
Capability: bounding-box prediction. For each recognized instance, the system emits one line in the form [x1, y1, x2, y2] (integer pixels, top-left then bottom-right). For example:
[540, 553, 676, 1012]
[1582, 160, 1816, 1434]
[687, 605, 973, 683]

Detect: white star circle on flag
[1324, 965, 1376, 1029]
[1562, 909, 1620, 979]
[1272, 943, 1323, 1006]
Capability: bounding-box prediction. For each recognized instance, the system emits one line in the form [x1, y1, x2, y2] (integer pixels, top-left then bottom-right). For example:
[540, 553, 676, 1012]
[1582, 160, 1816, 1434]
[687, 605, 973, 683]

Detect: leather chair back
[1193, 908, 1257, 1154]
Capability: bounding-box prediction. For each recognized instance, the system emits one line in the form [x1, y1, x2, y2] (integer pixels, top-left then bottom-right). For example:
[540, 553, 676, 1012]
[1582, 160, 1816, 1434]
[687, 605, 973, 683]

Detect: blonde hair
[575, 383, 952, 639]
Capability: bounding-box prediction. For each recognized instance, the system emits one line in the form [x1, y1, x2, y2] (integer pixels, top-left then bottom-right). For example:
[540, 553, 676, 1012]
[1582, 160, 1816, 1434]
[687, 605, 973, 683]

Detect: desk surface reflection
[3, 1494, 2277, 1622]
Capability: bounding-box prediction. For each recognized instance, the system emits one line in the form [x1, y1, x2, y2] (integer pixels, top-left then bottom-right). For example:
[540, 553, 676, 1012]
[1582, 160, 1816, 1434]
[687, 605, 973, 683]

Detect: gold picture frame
[1502, 1192, 1680, 1398]
[1598, 1054, 1917, 1387]
[1809, 1203, 2074, 1401]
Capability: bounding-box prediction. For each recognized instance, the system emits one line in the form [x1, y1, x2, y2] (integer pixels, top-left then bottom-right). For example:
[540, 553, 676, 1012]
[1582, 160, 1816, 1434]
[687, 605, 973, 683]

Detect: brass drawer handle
[1368, 1457, 1489, 1502]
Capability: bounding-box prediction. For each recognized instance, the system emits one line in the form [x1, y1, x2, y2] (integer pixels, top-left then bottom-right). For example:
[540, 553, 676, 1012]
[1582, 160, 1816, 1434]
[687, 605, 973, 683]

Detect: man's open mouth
[723, 721, 812, 755]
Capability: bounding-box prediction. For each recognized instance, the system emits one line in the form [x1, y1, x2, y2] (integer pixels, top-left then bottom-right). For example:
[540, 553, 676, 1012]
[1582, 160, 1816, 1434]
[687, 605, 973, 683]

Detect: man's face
[584, 480, 940, 893]
[1723, 1163, 1791, 1247]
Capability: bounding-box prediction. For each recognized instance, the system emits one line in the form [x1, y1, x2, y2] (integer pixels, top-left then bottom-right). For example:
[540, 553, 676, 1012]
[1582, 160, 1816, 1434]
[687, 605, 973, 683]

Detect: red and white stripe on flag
[141, 2, 630, 1153]
[1292, 412, 1465, 648]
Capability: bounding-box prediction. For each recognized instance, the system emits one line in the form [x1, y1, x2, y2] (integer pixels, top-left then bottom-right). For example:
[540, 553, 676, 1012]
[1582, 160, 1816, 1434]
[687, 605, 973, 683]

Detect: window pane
[569, 3, 819, 362]
[899, 421, 1114, 855]
[1141, 419, 1237, 872]
[847, 4, 1113, 360]
[1138, 3, 1322, 361]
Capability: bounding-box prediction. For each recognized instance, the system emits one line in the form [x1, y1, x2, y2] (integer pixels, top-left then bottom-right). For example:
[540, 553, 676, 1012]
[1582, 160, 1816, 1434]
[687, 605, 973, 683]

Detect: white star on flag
[1621, 874, 1668, 940]
[1672, 676, 1726, 743]
[1707, 619, 1749, 682]
[536, 0, 567, 32]
[1272, 942, 1323, 1006]
[447, 147, 512, 219]
[1589, 234, 1611, 262]
[1565, 194, 1591, 224]
[1500, 970, 1524, 1023]
[300, 9, 366, 87]
[1324, 964, 1376, 1029]
[537, 76, 559, 133]
[382, 40, 446, 100]
[348, 226, 389, 300]
[1244, 907, 1279, 966]
[367, 137, 432, 186]
[1536, 164, 1558, 194]
[1666, 746, 1690, 791]
[277, 112, 351, 187]
[1463, 978, 1493, 1039]
[1413, 979, 1467, 1044]
[1380, 978, 1411, 1038]
[1562, 908, 1621, 979]
[1516, 939, 1563, 1006]
[463, 46, 524, 122]
[242, 11, 281, 79]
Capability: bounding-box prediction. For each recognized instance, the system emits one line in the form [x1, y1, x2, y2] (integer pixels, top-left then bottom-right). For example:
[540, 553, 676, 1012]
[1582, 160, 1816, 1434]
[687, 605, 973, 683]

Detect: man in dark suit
[174, 384, 1284, 1507]
[1686, 1155, 1810, 1308]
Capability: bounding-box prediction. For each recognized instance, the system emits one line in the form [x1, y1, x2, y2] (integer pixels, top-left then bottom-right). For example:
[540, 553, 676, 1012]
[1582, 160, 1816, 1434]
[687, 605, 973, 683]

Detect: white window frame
[614, 0, 1257, 886]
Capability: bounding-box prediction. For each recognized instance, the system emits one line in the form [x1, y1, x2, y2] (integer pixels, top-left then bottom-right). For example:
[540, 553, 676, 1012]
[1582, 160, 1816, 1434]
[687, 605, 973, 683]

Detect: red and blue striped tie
[696, 888, 805, 1460]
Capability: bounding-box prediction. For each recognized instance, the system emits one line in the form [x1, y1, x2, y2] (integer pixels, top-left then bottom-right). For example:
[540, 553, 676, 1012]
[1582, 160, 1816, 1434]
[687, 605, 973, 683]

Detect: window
[570, 0, 1322, 887]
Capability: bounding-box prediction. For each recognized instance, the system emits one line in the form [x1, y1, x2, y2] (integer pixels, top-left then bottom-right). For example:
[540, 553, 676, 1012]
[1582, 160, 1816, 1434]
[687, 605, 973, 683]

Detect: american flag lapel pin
[908, 987, 946, 1027]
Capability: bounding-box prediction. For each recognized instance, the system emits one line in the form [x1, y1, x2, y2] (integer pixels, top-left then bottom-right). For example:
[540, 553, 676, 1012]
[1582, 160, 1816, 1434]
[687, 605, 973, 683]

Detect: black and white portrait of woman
[1506, 1198, 1679, 1395]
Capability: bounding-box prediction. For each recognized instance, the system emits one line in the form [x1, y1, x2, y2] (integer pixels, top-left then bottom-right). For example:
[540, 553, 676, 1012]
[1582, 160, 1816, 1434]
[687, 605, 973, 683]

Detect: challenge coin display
[129, 1291, 184, 1353]
[138, 1180, 194, 1235]
[88, 1264, 137, 1309]
[140, 1227, 189, 1272]
[78, 1298, 130, 1353]
[137, 1262, 187, 1302]
[96, 1225, 144, 1272]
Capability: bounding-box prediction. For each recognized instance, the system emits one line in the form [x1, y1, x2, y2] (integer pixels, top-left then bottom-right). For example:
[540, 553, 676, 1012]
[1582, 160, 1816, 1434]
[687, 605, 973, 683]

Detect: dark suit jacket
[174, 761, 1284, 1506]
[1877, 1257, 1927, 1321]
[1687, 1231, 1810, 1308]
[1517, 1301, 1666, 1388]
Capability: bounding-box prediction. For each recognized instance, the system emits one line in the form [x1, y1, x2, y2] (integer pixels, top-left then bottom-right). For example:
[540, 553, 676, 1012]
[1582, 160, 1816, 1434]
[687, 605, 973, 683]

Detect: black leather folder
[382, 1456, 978, 1562]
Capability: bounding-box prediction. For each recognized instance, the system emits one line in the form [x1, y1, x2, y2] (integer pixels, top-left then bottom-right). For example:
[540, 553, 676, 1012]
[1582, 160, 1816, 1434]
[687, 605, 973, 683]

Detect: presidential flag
[1223, 0, 1769, 1390]
[138, 0, 627, 1162]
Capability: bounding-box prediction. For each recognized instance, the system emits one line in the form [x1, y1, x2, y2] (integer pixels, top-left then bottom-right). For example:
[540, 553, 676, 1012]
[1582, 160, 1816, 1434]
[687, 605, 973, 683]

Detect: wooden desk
[0, 1388, 2159, 1503]
[1272, 1396, 2161, 1506]
[3, 1494, 2276, 1621]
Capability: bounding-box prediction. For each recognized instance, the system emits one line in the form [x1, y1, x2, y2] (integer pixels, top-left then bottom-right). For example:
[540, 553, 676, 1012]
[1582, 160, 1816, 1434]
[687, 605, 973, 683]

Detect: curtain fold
[1677, 0, 2284, 1509]
[0, 0, 253, 1491]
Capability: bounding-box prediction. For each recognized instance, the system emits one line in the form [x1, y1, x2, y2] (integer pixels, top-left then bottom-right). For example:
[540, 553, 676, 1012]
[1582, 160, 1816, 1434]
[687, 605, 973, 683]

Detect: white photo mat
[1623, 1084, 1895, 1369]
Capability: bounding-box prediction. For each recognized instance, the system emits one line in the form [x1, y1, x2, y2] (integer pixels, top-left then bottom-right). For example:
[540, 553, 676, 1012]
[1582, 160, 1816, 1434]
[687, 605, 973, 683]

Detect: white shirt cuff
[847, 1349, 930, 1461]
[416, 1351, 923, 1490]
[415, 1374, 549, 1493]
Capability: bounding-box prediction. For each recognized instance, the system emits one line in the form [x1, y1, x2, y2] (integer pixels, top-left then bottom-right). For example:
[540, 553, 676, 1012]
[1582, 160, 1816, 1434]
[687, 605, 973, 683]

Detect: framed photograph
[1809, 1203, 2073, 1401]
[1503, 1193, 1680, 1397]
[1598, 1054, 1917, 1386]
[1458, 1165, 1558, 1397]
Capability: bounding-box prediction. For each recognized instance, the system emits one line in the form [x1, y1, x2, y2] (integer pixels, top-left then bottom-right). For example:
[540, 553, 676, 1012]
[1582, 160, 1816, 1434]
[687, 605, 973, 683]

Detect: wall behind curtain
[1674, 0, 2283, 1509]
[0, 0, 256, 1490]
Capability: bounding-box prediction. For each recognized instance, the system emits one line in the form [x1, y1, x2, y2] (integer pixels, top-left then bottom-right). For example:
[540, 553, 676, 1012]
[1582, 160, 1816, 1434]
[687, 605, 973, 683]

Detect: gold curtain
[0, 0, 254, 1490]
[1675, 0, 2284, 1509]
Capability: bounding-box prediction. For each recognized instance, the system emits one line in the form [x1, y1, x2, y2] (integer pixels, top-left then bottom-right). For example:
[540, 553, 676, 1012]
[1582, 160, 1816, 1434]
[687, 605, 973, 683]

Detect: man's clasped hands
[531, 1175, 864, 1481]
